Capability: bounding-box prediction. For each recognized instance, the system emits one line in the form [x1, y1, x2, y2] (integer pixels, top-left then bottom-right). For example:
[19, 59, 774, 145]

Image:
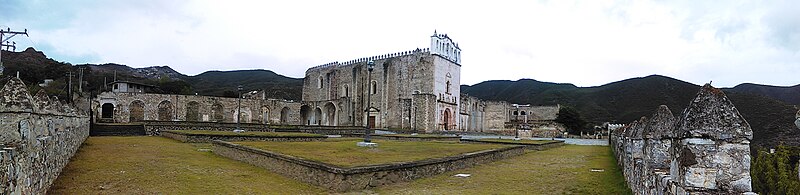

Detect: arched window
[446, 80, 451, 94]
[343, 85, 349, 97]
[513, 111, 518, 116]
[370, 81, 377, 94]
[318, 76, 324, 88]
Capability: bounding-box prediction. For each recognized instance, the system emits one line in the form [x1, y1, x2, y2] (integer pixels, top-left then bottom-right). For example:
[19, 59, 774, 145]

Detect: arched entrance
[157, 101, 173, 121]
[314, 107, 323, 126]
[235, 108, 251, 123]
[262, 106, 270, 124]
[280, 107, 291, 124]
[324, 102, 337, 126]
[101, 103, 114, 119]
[185, 101, 201, 121]
[443, 108, 452, 130]
[129, 100, 145, 122]
[300, 105, 312, 125]
[211, 103, 224, 122]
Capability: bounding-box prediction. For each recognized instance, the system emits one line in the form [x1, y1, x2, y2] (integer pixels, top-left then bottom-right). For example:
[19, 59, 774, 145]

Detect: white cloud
[1, 0, 798, 87]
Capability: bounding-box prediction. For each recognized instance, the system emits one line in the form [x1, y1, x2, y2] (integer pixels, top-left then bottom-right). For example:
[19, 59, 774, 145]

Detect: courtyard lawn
[476, 138, 561, 145]
[49, 136, 326, 194]
[234, 138, 510, 167]
[374, 145, 631, 195]
[165, 130, 325, 138]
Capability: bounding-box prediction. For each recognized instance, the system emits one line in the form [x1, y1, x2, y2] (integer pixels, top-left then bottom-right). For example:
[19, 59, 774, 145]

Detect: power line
[0, 27, 30, 76]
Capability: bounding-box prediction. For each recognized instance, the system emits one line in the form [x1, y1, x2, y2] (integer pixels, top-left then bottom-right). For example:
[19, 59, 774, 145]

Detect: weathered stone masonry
[610, 84, 754, 194]
[0, 78, 90, 194]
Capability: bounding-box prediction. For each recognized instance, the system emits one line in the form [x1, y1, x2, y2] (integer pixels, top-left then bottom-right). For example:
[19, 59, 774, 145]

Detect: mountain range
[1, 47, 797, 151]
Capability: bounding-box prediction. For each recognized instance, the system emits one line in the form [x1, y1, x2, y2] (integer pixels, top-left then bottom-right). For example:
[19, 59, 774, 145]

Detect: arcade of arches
[95, 92, 302, 125]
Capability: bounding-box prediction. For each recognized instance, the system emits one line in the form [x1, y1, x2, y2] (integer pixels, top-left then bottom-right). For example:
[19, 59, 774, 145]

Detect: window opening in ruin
[370, 81, 377, 94]
[186, 101, 201, 121]
[344, 85, 349, 97]
[129, 101, 145, 122]
[157, 101, 173, 121]
[446, 80, 451, 94]
[318, 76, 324, 88]
[280, 107, 290, 124]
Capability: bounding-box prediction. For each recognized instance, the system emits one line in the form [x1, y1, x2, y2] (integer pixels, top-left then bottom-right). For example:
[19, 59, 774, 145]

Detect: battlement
[0, 77, 90, 194]
[305, 48, 430, 74]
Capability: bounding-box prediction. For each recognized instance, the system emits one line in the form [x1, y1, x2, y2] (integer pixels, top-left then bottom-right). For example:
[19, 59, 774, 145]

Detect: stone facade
[610, 84, 754, 194]
[95, 92, 302, 125]
[299, 32, 563, 134]
[212, 140, 526, 192]
[0, 78, 90, 194]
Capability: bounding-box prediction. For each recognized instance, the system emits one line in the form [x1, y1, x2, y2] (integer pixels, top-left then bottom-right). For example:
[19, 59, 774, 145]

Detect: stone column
[669, 84, 753, 193]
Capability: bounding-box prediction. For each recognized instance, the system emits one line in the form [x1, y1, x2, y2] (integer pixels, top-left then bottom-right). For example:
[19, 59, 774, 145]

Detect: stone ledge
[460, 139, 565, 150]
[161, 131, 326, 143]
[212, 140, 528, 192]
[371, 134, 461, 141]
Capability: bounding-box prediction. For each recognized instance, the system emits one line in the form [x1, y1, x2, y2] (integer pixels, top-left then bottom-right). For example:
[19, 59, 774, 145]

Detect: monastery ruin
[93, 32, 564, 135]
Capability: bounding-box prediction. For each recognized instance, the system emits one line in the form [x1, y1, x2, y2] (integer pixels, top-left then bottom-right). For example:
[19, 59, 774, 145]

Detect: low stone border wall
[212, 140, 526, 192]
[372, 135, 461, 141]
[460, 139, 565, 150]
[161, 131, 326, 143]
[272, 126, 370, 135]
[90, 123, 145, 136]
[143, 121, 272, 135]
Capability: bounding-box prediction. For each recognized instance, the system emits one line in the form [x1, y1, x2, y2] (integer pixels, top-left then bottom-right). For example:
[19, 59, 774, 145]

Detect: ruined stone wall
[610, 84, 754, 194]
[0, 78, 90, 194]
[95, 92, 302, 125]
[483, 101, 510, 132]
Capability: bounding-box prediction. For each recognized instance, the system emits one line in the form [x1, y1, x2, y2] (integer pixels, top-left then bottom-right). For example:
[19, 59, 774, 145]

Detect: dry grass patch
[235, 138, 509, 167]
[49, 136, 325, 194]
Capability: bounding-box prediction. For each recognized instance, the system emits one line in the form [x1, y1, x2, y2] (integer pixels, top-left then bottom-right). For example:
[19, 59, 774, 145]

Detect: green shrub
[752, 145, 800, 194]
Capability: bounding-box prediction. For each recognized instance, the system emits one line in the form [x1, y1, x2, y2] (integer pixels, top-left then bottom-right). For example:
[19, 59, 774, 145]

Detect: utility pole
[78, 67, 85, 93]
[1, 41, 15, 51]
[0, 28, 29, 76]
[66, 72, 73, 102]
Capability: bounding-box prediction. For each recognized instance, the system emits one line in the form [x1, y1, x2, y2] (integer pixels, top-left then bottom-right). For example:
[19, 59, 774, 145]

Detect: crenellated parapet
[0, 77, 90, 194]
[610, 84, 754, 194]
[305, 48, 430, 74]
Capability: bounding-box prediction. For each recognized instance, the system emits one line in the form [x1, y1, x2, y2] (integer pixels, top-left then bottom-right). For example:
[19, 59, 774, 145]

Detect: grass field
[373, 145, 631, 194]
[51, 137, 628, 194]
[165, 130, 325, 137]
[235, 138, 509, 167]
[49, 136, 325, 194]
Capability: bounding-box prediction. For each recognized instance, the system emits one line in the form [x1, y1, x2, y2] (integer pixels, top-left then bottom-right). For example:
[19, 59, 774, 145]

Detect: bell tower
[430, 31, 461, 64]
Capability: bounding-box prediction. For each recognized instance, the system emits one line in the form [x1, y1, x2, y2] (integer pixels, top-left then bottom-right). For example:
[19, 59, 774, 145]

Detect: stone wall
[212, 140, 526, 192]
[142, 120, 272, 135]
[160, 131, 325, 143]
[610, 84, 754, 194]
[0, 78, 90, 194]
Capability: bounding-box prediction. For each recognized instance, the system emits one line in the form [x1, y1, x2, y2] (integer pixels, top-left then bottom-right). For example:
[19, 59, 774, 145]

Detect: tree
[752, 145, 800, 194]
[555, 105, 588, 135]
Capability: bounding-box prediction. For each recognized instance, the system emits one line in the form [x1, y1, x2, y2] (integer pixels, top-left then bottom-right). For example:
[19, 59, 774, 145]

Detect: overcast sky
[1, 0, 798, 87]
